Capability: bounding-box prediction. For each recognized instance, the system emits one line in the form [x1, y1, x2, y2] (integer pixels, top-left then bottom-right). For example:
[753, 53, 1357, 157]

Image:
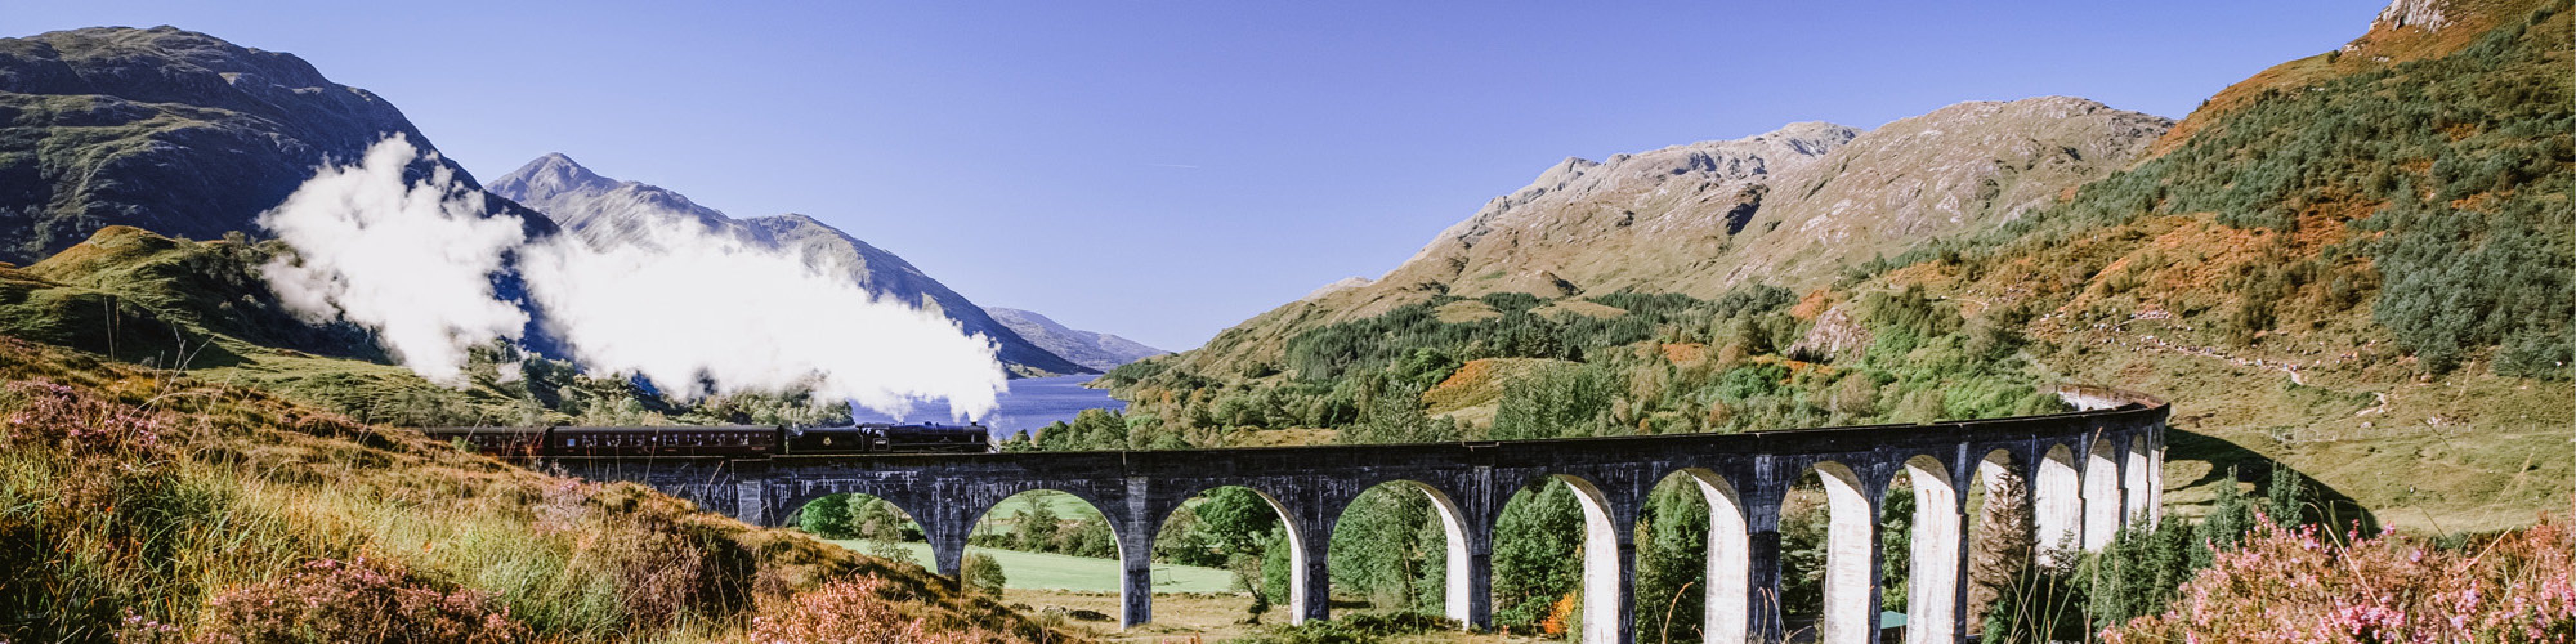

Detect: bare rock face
[1786, 303, 1872, 362]
[488, 154, 1094, 377]
[2373, 0, 2454, 32]
[1169, 97, 2171, 376]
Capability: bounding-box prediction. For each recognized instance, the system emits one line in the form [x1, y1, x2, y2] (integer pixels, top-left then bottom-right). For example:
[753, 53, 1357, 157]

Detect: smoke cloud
[256, 137, 529, 384]
[257, 137, 1007, 418]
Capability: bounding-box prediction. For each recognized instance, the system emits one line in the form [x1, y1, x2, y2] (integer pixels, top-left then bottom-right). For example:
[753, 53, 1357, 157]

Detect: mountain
[982, 307, 1165, 372]
[0, 26, 551, 265]
[486, 153, 1093, 377]
[1167, 98, 2170, 377]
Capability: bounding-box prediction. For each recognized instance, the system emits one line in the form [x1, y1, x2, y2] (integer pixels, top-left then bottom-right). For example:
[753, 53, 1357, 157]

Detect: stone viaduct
[549, 387, 2167, 644]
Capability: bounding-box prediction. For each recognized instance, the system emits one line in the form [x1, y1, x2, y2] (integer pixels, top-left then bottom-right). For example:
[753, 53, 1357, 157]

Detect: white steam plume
[256, 136, 528, 384]
[519, 225, 1003, 419]
[258, 138, 1007, 418]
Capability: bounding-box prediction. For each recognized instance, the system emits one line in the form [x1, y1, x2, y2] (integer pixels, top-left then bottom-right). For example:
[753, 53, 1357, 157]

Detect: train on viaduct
[514, 386, 2166, 644]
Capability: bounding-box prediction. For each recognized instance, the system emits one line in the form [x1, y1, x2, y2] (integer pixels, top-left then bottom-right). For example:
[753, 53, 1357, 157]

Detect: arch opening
[1490, 474, 1622, 644]
[1964, 450, 2032, 636]
[1151, 485, 1305, 629]
[791, 491, 929, 567]
[1635, 468, 1751, 644]
[1323, 480, 1469, 627]
[958, 489, 1128, 625]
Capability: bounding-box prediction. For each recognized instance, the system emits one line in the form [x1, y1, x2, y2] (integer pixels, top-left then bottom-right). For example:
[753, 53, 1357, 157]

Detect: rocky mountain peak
[489, 153, 617, 199]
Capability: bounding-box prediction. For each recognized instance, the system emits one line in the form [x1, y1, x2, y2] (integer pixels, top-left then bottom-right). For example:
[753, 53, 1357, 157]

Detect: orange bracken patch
[1790, 289, 1835, 321]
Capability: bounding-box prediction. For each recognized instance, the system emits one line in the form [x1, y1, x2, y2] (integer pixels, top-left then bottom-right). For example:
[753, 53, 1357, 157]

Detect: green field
[832, 540, 1238, 593]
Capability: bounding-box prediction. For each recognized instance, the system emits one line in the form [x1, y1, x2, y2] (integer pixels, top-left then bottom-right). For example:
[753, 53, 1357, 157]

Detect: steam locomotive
[420, 422, 993, 458]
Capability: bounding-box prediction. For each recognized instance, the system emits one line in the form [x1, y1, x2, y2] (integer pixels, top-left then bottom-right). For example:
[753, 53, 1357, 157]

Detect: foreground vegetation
[0, 337, 1066, 644]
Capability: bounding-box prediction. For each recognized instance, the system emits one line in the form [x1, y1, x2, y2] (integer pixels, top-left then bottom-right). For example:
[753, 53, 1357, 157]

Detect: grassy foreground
[0, 337, 1074, 643]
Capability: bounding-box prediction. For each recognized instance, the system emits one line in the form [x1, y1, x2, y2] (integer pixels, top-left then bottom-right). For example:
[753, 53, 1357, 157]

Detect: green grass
[980, 490, 1108, 522]
[837, 542, 1237, 593]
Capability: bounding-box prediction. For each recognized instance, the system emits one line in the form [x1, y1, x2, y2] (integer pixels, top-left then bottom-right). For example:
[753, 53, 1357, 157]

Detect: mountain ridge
[486, 153, 1095, 377]
[0, 26, 554, 264]
[982, 307, 1165, 372]
[1165, 97, 2172, 378]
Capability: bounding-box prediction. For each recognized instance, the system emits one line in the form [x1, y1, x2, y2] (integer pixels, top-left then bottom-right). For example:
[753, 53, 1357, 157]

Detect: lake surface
[850, 374, 1124, 435]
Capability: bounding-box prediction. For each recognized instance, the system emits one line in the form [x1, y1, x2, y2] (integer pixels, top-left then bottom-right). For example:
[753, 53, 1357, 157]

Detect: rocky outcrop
[488, 153, 1093, 377]
[983, 307, 1165, 372]
[0, 26, 551, 264]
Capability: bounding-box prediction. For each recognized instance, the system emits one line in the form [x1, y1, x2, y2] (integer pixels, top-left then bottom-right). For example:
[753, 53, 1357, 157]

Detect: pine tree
[1966, 472, 2034, 634]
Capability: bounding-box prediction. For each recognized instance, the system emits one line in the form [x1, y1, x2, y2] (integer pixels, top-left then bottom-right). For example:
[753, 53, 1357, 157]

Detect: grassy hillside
[1834, 0, 2575, 533]
[0, 337, 1073, 643]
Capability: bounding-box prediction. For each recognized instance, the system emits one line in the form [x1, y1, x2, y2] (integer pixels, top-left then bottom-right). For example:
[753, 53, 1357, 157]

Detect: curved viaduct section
[553, 388, 2167, 644]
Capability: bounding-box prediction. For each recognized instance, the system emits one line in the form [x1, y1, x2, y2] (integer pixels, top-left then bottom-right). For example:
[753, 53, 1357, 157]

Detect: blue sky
[12, 1, 2383, 351]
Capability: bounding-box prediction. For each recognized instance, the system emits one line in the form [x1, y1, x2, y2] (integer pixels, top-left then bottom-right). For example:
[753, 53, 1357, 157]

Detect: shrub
[800, 493, 856, 539]
[961, 554, 1006, 596]
[196, 555, 532, 644]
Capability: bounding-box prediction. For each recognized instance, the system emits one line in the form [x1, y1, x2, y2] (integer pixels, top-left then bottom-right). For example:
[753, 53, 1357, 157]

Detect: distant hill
[1170, 98, 2170, 378]
[487, 153, 1094, 377]
[0, 26, 552, 265]
[982, 307, 1164, 372]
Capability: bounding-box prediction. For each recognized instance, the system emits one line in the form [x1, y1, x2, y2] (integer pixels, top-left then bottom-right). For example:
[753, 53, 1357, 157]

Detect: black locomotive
[421, 422, 992, 458]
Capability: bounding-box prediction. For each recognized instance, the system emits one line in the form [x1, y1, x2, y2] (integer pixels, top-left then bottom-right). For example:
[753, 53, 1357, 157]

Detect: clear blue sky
[12, 1, 2382, 350]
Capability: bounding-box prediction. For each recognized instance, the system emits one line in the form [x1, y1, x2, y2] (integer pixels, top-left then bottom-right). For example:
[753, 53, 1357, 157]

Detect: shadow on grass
[2166, 426, 2381, 536]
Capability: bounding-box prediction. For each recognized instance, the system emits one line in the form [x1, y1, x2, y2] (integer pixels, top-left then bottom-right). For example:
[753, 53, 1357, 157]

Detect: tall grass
[0, 338, 1070, 644]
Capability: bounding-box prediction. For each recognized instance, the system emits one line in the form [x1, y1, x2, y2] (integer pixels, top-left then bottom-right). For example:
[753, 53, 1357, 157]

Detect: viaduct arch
[551, 388, 2166, 644]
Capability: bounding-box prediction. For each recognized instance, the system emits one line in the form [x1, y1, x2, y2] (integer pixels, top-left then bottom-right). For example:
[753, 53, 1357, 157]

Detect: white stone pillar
[2034, 445, 2082, 560]
[1563, 477, 1625, 644]
[2125, 437, 2152, 525]
[1815, 463, 1874, 644]
[2149, 441, 2166, 527]
[1903, 457, 1960, 644]
[2082, 440, 2122, 551]
[1687, 471, 1752, 644]
[1415, 484, 1474, 627]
